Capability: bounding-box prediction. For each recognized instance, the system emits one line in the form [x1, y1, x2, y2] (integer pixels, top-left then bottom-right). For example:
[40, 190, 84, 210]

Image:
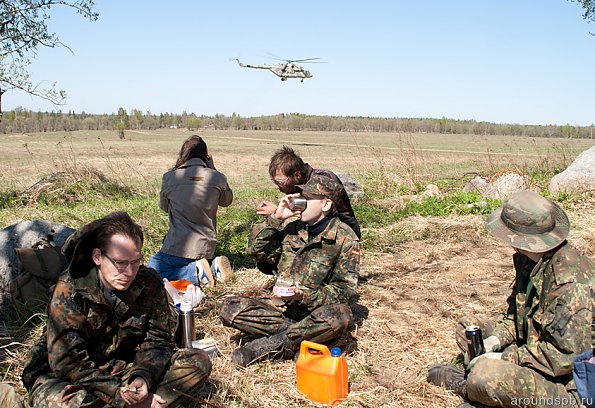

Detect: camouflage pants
[457, 315, 581, 408]
[0, 383, 25, 408]
[28, 348, 211, 408]
[467, 358, 582, 407]
[219, 296, 353, 350]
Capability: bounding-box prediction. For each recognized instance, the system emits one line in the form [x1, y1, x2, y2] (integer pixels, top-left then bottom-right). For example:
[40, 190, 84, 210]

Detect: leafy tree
[570, 0, 595, 27]
[576, 0, 594, 22]
[0, 0, 98, 114]
[116, 106, 128, 138]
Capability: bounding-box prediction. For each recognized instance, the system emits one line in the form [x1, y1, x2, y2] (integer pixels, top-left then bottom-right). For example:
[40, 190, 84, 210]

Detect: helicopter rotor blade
[290, 58, 322, 63]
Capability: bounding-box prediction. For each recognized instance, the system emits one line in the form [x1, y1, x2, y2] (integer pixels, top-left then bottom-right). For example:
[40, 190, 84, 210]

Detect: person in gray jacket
[148, 135, 234, 287]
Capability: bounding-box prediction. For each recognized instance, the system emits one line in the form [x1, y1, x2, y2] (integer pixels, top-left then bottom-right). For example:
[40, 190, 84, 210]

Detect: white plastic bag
[163, 279, 204, 308]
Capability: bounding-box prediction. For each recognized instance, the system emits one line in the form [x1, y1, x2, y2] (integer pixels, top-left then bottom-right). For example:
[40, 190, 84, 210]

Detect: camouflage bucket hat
[297, 175, 342, 204]
[485, 190, 569, 252]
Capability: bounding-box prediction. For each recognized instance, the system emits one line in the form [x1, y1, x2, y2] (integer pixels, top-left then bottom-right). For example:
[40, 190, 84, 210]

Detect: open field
[1, 129, 593, 191]
[0, 129, 594, 407]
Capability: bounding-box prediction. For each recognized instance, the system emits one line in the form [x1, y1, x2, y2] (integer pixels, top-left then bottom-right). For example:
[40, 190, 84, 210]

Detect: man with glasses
[220, 175, 360, 367]
[256, 146, 360, 239]
[22, 212, 211, 408]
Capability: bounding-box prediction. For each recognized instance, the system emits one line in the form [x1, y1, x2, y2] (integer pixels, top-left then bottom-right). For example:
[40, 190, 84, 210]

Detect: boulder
[549, 145, 595, 195]
[482, 172, 528, 200]
[336, 173, 363, 198]
[463, 176, 489, 193]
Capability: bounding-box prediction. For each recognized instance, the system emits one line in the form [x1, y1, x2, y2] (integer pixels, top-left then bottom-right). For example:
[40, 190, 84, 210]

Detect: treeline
[0, 108, 593, 139]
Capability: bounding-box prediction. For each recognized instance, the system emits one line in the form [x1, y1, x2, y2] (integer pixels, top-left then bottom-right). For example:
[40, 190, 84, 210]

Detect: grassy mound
[9, 167, 135, 207]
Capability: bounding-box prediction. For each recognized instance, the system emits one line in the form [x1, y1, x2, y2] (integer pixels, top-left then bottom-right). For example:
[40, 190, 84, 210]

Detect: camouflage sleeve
[491, 314, 516, 349]
[300, 238, 360, 311]
[501, 279, 592, 378]
[245, 216, 285, 265]
[129, 274, 176, 389]
[46, 280, 127, 408]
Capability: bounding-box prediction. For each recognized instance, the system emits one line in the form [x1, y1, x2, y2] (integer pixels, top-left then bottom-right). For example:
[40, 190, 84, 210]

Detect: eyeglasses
[102, 252, 144, 272]
[273, 176, 290, 187]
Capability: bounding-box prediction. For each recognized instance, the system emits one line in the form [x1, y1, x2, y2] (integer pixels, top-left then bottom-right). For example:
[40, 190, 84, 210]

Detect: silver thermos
[177, 301, 195, 348]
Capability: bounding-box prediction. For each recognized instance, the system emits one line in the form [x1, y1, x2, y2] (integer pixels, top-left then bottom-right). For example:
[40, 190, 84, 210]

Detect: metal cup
[289, 197, 307, 211]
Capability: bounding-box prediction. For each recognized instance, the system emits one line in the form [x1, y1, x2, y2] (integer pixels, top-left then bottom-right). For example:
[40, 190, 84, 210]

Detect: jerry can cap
[330, 347, 342, 357]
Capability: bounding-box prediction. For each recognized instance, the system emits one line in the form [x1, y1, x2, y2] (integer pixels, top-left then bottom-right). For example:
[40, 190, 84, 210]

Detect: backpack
[9, 241, 68, 309]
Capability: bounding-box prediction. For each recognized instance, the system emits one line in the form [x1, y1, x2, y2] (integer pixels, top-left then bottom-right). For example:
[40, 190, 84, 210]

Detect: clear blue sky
[4, 1, 595, 125]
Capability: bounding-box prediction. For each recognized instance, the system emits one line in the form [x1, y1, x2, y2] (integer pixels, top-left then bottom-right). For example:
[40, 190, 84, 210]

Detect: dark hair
[172, 135, 208, 170]
[95, 212, 144, 253]
[268, 146, 307, 180]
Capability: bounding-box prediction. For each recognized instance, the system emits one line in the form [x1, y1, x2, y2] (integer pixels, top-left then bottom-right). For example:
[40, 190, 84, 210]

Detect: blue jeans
[147, 251, 199, 284]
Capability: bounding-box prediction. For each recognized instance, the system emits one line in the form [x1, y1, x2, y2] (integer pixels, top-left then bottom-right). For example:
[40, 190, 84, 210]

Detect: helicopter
[234, 57, 322, 82]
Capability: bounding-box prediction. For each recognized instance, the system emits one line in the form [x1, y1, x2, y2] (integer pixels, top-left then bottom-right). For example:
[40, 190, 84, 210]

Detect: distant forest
[0, 108, 593, 139]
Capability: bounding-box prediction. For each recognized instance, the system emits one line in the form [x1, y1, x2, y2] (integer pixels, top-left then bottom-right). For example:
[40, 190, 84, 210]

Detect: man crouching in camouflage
[22, 212, 211, 408]
[428, 190, 594, 408]
[219, 175, 360, 367]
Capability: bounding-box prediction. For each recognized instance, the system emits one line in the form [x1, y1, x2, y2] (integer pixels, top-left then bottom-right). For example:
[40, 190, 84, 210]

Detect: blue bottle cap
[331, 347, 342, 357]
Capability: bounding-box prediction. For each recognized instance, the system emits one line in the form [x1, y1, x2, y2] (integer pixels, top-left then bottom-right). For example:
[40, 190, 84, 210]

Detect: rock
[482, 172, 528, 200]
[420, 184, 441, 199]
[549, 145, 595, 195]
[336, 173, 363, 198]
[0, 220, 75, 301]
[463, 176, 489, 193]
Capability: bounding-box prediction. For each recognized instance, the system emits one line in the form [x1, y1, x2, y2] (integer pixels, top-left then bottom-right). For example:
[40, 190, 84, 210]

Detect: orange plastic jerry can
[296, 340, 348, 406]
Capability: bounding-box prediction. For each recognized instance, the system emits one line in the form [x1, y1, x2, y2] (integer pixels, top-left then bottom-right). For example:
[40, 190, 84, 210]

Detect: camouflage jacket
[492, 242, 594, 384]
[22, 233, 176, 408]
[246, 215, 360, 312]
[305, 164, 361, 239]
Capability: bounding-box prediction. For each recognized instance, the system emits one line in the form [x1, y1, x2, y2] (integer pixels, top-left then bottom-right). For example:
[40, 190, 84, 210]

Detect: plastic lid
[330, 347, 342, 357]
[179, 300, 193, 312]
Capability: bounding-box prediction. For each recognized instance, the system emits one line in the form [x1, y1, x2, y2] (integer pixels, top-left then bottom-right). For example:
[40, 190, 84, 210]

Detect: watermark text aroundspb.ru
[511, 396, 592, 407]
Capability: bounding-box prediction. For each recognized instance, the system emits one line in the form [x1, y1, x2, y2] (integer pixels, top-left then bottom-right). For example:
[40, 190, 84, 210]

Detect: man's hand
[273, 194, 302, 220]
[128, 393, 166, 408]
[467, 352, 502, 370]
[256, 200, 277, 217]
[483, 335, 501, 352]
[120, 377, 149, 406]
[275, 286, 303, 301]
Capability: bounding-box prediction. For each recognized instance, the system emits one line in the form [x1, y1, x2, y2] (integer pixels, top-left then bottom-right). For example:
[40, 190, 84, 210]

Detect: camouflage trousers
[27, 348, 211, 408]
[457, 315, 582, 408]
[0, 383, 25, 408]
[219, 296, 353, 350]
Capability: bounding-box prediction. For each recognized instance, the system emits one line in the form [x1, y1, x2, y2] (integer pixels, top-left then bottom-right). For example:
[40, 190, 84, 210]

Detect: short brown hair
[268, 146, 308, 180]
[95, 212, 144, 253]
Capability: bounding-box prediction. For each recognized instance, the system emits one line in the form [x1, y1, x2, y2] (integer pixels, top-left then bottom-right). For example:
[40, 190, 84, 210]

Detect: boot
[231, 332, 293, 367]
[427, 364, 467, 397]
[196, 258, 214, 287]
[211, 256, 233, 283]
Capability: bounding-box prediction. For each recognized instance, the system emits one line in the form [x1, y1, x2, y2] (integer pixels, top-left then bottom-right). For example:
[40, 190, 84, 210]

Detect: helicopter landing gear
[300, 79, 304, 83]
[281, 77, 287, 81]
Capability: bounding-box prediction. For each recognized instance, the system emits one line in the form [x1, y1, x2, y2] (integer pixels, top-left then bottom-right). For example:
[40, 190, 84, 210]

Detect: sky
[3, 1, 595, 126]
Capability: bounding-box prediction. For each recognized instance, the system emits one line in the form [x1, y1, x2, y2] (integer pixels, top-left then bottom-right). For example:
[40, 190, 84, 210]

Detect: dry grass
[5, 215, 587, 407]
[0, 130, 594, 407]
